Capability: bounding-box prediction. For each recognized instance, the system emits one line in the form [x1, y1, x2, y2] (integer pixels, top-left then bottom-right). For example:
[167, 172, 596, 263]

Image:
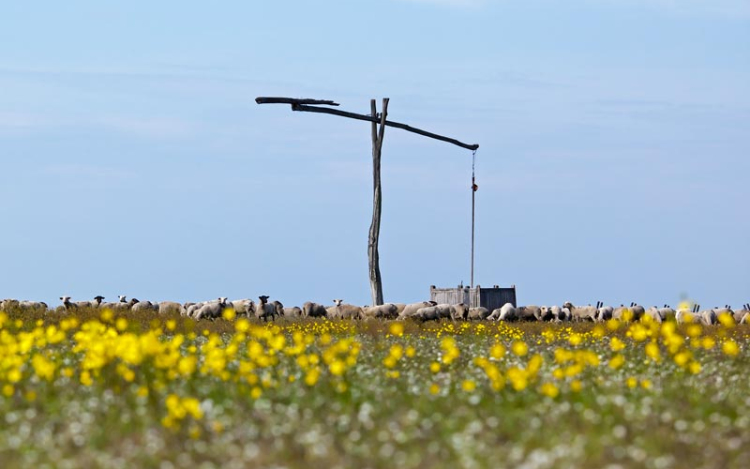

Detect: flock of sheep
[2, 295, 750, 326]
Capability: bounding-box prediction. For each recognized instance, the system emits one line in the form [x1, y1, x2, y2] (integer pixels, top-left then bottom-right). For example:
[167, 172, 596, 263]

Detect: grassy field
[0, 307, 748, 468]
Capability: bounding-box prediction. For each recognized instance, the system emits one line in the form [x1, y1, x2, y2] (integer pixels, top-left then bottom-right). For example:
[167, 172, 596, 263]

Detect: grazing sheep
[732, 305, 749, 324]
[326, 300, 363, 320]
[597, 304, 614, 322]
[363, 303, 399, 320]
[612, 303, 644, 322]
[700, 309, 718, 326]
[132, 300, 159, 313]
[159, 301, 186, 316]
[393, 303, 407, 316]
[644, 306, 663, 323]
[273, 300, 285, 318]
[467, 306, 491, 321]
[410, 303, 456, 322]
[230, 299, 255, 317]
[516, 305, 542, 322]
[302, 302, 328, 318]
[658, 306, 676, 322]
[73, 296, 106, 308]
[194, 297, 228, 320]
[741, 312, 749, 325]
[18, 300, 48, 310]
[489, 303, 517, 321]
[283, 306, 302, 318]
[563, 302, 598, 322]
[398, 301, 438, 319]
[256, 295, 278, 322]
[676, 308, 702, 325]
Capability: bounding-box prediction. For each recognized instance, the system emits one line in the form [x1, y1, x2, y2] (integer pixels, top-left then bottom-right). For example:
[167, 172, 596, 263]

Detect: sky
[1, 1, 748, 310]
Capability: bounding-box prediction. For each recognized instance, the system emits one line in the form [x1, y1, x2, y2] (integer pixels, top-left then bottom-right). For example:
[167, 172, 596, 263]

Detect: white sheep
[230, 299, 255, 317]
[158, 301, 186, 316]
[488, 303, 517, 321]
[283, 306, 302, 318]
[194, 297, 228, 320]
[398, 301, 438, 320]
[302, 301, 328, 318]
[363, 303, 399, 320]
[467, 307, 491, 321]
[326, 299, 363, 320]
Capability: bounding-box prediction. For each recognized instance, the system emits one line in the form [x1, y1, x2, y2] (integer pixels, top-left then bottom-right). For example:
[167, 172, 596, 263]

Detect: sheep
[398, 301, 438, 319]
[230, 299, 255, 317]
[256, 295, 278, 322]
[597, 303, 614, 322]
[612, 303, 644, 322]
[732, 304, 749, 324]
[700, 309, 718, 326]
[516, 305, 542, 322]
[658, 306, 676, 322]
[563, 302, 598, 322]
[194, 297, 228, 320]
[675, 308, 696, 324]
[467, 306, 491, 321]
[393, 303, 407, 316]
[410, 303, 456, 322]
[302, 302, 328, 318]
[60, 296, 78, 311]
[273, 300, 285, 318]
[710, 306, 734, 325]
[643, 306, 663, 323]
[18, 300, 48, 310]
[72, 296, 106, 308]
[159, 301, 186, 316]
[488, 303, 517, 321]
[363, 303, 399, 320]
[103, 295, 133, 311]
[326, 299, 363, 320]
[283, 306, 302, 318]
[451, 304, 469, 321]
[741, 312, 749, 325]
[541, 305, 571, 322]
[132, 300, 159, 313]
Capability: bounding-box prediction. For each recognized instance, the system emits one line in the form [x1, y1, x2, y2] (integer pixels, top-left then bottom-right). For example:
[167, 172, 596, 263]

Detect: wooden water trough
[430, 284, 517, 310]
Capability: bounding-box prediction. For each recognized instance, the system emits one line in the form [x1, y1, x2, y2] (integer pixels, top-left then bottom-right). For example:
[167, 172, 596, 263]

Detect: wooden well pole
[255, 97, 478, 306]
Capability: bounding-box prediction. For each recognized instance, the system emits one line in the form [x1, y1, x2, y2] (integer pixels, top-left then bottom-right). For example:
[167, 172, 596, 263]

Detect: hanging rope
[470, 149, 477, 289]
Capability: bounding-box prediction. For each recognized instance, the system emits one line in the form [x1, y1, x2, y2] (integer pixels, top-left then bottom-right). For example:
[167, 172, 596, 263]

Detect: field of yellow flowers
[1, 307, 748, 469]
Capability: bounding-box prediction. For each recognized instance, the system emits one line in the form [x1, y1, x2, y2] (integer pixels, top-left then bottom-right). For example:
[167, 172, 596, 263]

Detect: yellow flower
[329, 360, 346, 376]
[461, 380, 476, 392]
[722, 339, 740, 357]
[568, 333, 582, 346]
[688, 361, 702, 374]
[610, 337, 626, 352]
[608, 354, 625, 370]
[539, 382, 559, 398]
[641, 379, 652, 390]
[389, 322, 404, 337]
[570, 380, 583, 392]
[511, 340, 528, 357]
[222, 308, 237, 321]
[430, 362, 441, 373]
[645, 341, 661, 363]
[626, 377, 638, 388]
[429, 383, 440, 395]
[490, 343, 506, 360]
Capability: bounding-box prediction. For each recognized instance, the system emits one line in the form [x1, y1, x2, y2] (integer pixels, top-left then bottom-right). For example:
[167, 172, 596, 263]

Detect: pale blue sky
[1, 1, 748, 309]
